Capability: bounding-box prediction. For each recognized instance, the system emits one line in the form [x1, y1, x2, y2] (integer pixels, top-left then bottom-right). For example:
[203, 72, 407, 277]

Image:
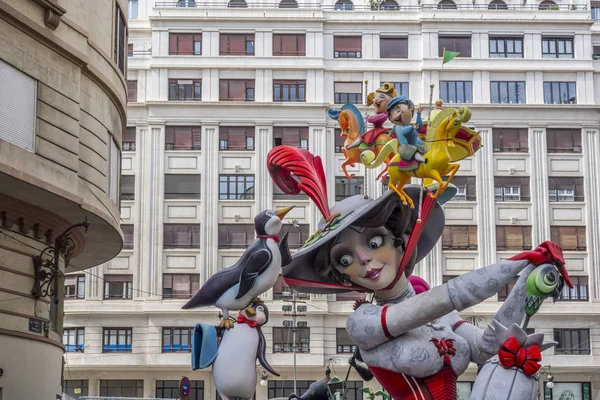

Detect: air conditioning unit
[297, 321, 308, 328]
[282, 290, 292, 298]
[297, 305, 307, 312]
[282, 305, 292, 312]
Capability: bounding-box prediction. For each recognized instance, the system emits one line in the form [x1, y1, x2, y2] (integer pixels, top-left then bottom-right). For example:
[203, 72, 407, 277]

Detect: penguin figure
[183, 207, 294, 328]
[288, 368, 331, 400]
[213, 300, 280, 400]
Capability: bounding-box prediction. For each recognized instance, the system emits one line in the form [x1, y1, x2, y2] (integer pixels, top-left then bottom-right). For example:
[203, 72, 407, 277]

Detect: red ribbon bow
[237, 314, 258, 328]
[498, 337, 542, 376]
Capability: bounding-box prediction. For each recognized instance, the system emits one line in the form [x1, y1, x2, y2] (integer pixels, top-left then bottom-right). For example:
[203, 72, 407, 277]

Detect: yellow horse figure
[362, 107, 472, 208]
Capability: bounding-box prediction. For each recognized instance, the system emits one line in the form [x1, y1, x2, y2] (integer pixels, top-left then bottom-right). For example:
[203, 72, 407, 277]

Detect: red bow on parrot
[237, 315, 258, 328]
[498, 337, 542, 376]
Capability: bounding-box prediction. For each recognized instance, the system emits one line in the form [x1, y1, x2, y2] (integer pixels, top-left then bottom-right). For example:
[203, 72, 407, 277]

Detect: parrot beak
[275, 206, 295, 219]
[245, 307, 256, 316]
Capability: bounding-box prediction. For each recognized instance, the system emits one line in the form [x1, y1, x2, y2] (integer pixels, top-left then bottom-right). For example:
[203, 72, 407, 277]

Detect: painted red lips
[364, 266, 384, 280]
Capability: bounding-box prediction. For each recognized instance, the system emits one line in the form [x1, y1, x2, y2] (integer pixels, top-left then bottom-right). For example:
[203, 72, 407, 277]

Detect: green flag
[442, 48, 460, 64]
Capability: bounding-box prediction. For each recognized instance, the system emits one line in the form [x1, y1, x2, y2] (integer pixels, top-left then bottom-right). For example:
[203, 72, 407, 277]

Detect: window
[496, 226, 532, 251]
[334, 0, 354, 10]
[273, 34, 306, 56]
[550, 226, 586, 251]
[108, 138, 120, 203]
[273, 127, 309, 148]
[274, 184, 308, 200]
[228, 0, 248, 7]
[594, 45, 600, 59]
[157, 380, 204, 399]
[380, 37, 408, 58]
[218, 224, 255, 248]
[593, 3, 600, 21]
[279, 0, 298, 7]
[280, 224, 310, 249]
[65, 275, 85, 299]
[494, 177, 530, 201]
[554, 329, 590, 355]
[438, 36, 471, 57]
[123, 127, 136, 151]
[488, 0, 507, 9]
[169, 33, 202, 56]
[219, 127, 255, 151]
[268, 381, 313, 399]
[128, 43, 133, 57]
[442, 226, 478, 250]
[546, 128, 581, 152]
[114, 4, 127, 74]
[165, 174, 201, 199]
[440, 81, 473, 104]
[163, 224, 201, 248]
[335, 176, 364, 201]
[542, 37, 574, 58]
[549, 177, 584, 202]
[102, 329, 133, 353]
[538, 0, 557, 9]
[490, 81, 525, 104]
[273, 80, 306, 102]
[560, 276, 588, 301]
[334, 82, 362, 104]
[492, 128, 528, 152]
[336, 291, 365, 301]
[121, 175, 135, 200]
[100, 380, 142, 396]
[121, 224, 134, 249]
[272, 275, 309, 300]
[336, 328, 356, 353]
[497, 276, 518, 301]
[334, 128, 345, 153]
[128, 0, 138, 19]
[334, 36, 362, 58]
[177, 0, 197, 6]
[104, 275, 133, 299]
[165, 126, 202, 150]
[489, 37, 523, 58]
[220, 34, 254, 56]
[437, 0, 457, 8]
[63, 380, 89, 399]
[444, 176, 475, 201]
[163, 274, 200, 299]
[381, 81, 409, 97]
[219, 79, 255, 101]
[543, 81, 576, 104]
[63, 328, 85, 352]
[273, 327, 310, 353]
[378, 0, 399, 9]
[544, 382, 592, 400]
[168, 79, 202, 101]
[219, 175, 255, 200]
[0, 59, 37, 152]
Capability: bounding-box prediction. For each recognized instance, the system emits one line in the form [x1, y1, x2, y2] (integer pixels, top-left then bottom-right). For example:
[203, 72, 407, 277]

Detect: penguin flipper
[236, 249, 272, 300]
[257, 327, 280, 376]
[279, 232, 292, 267]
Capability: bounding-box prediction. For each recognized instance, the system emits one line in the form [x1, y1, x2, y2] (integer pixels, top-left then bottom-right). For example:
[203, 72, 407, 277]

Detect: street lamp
[260, 371, 269, 387]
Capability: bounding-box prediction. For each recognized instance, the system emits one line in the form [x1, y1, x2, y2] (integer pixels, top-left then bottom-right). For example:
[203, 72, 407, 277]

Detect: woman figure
[272, 148, 570, 400]
[347, 82, 397, 150]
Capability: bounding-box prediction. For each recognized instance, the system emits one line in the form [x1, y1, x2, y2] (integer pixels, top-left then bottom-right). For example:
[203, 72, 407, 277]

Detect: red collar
[257, 234, 279, 243]
[237, 314, 258, 328]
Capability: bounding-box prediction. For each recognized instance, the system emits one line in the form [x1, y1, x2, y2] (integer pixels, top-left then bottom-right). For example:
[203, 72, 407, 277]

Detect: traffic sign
[180, 376, 191, 399]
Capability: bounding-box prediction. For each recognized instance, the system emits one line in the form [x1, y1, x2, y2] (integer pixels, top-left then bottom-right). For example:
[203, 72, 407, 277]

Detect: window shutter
[442, 226, 452, 247]
[334, 82, 362, 93]
[178, 34, 193, 54]
[496, 226, 506, 249]
[108, 138, 119, 202]
[228, 127, 247, 149]
[576, 227, 586, 249]
[468, 226, 478, 247]
[273, 34, 282, 54]
[0, 59, 37, 152]
[228, 35, 245, 54]
[282, 127, 300, 146]
[124, 127, 136, 143]
[505, 226, 524, 249]
[520, 177, 530, 199]
[380, 37, 408, 58]
[574, 178, 584, 200]
[334, 36, 361, 52]
[169, 33, 178, 53]
[191, 127, 202, 149]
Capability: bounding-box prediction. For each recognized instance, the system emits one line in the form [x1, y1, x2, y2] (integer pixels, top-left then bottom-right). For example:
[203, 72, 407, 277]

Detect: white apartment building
[63, 0, 600, 399]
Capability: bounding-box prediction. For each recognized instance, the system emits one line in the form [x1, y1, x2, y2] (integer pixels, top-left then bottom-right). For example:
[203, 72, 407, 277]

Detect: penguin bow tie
[498, 337, 542, 376]
[237, 315, 258, 328]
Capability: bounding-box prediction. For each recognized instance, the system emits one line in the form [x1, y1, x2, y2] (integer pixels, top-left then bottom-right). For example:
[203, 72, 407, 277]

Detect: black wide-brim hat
[282, 185, 454, 294]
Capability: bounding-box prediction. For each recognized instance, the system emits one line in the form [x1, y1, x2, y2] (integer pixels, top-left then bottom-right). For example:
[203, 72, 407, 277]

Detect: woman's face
[373, 92, 393, 114]
[330, 226, 404, 291]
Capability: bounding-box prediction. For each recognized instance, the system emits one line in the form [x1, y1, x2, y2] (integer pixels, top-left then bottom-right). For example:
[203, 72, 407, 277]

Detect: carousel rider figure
[387, 96, 427, 167]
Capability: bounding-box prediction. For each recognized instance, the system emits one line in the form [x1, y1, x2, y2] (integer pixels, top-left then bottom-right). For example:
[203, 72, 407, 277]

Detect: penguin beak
[275, 206, 295, 219]
[246, 307, 256, 316]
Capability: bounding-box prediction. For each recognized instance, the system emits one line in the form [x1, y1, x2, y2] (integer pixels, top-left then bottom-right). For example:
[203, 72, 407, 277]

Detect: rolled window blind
[0, 59, 36, 152]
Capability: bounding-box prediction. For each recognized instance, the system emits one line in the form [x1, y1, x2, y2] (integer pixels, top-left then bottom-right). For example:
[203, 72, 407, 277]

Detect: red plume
[267, 146, 331, 220]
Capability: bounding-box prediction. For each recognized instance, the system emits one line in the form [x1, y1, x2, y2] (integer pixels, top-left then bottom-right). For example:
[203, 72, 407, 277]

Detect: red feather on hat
[267, 146, 331, 220]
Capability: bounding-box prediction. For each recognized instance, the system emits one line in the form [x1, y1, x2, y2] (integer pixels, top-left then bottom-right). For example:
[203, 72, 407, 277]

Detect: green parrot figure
[523, 264, 564, 329]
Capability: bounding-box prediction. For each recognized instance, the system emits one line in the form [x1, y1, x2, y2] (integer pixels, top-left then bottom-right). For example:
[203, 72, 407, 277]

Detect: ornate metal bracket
[31, 217, 90, 302]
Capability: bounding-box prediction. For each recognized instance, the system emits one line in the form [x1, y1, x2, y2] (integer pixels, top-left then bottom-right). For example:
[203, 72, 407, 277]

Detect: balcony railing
[154, 1, 587, 10]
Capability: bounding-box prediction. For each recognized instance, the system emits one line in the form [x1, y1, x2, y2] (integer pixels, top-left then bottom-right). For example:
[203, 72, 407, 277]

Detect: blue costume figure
[388, 96, 427, 167]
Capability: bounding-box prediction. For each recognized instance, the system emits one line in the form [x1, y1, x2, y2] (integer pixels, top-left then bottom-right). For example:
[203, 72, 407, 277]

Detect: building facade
[63, 0, 600, 399]
[0, 0, 127, 399]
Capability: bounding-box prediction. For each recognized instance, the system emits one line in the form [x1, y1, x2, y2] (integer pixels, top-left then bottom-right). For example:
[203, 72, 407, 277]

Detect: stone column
[255, 125, 274, 213]
[581, 127, 600, 301]
[475, 126, 496, 267]
[528, 126, 550, 244]
[138, 124, 164, 299]
[201, 124, 220, 280]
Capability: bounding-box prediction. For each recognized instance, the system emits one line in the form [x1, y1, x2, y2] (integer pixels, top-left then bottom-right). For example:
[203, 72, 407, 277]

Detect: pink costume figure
[267, 146, 572, 400]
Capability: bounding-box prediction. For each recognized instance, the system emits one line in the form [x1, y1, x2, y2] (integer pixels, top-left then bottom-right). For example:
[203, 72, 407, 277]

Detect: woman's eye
[368, 236, 383, 249]
[339, 254, 354, 267]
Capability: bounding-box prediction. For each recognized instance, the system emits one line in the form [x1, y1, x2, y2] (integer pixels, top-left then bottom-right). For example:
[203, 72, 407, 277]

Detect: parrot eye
[544, 272, 557, 284]
[266, 211, 275, 217]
